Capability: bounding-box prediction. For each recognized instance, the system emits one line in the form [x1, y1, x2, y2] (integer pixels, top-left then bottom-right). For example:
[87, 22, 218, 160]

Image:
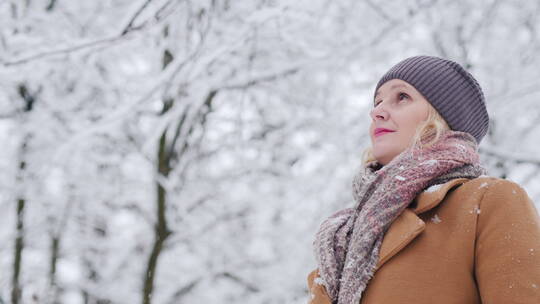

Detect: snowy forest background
[1, 0, 540, 303]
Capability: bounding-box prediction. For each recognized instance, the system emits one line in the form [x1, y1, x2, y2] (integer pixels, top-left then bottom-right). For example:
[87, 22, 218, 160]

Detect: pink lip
[374, 128, 396, 137]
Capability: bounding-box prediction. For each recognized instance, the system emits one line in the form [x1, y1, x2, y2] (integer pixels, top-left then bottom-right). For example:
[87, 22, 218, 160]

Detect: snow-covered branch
[1, 35, 131, 67]
[480, 145, 540, 165]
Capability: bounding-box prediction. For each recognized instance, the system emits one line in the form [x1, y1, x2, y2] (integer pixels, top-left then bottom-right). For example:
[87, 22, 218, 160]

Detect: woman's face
[369, 79, 431, 165]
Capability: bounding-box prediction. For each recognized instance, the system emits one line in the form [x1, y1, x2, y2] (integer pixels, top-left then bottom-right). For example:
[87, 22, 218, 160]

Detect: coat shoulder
[458, 176, 530, 202]
[466, 176, 531, 201]
[441, 176, 536, 217]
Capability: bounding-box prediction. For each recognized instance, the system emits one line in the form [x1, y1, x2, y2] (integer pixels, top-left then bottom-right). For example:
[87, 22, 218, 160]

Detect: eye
[374, 99, 382, 107]
[398, 92, 410, 101]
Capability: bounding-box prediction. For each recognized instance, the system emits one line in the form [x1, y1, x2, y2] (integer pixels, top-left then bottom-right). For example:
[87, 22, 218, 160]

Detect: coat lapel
[374, 178, 470, 271]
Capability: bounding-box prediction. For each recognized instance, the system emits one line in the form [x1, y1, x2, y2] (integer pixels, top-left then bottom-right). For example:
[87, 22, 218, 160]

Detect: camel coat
[307, 177, 540, 304]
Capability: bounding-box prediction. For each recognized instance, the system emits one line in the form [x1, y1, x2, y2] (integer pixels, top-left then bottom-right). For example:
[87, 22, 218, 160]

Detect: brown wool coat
[307, 177, 540, 304]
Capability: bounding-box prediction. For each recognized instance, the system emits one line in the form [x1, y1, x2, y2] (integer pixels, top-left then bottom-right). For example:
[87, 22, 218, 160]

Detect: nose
[370, 103, 389, 121]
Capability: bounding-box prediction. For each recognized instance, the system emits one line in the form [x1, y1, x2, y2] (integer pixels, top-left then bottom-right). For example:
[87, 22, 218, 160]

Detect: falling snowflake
[431, 214, 442, 224]
[469, 206, 481, 214]
[425, 184, 442, 193]
[455, 143, 467, 152]
[421, 159, 438, 166]
[479, 182, 489, 189]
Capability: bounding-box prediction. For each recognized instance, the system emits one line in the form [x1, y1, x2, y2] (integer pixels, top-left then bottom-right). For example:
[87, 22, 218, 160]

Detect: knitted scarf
[312, 130, 486, 304]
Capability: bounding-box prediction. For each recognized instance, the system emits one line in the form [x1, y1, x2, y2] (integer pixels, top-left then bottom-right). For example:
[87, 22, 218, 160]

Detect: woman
[307, 55, 540, 304]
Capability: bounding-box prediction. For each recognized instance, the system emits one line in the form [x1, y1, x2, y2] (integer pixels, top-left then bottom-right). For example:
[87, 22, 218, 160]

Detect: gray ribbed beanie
[374, 55, 489, 144]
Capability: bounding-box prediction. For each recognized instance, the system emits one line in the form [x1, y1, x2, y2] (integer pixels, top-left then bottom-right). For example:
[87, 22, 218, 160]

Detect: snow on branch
[220, 67, 299, 91]
[1, 35, 131, 67]
[121, 0, 180, 35]
[480, 145, 540, 165]
[2, 0, 176, 67]
[0, 111, 18, 119]
[121, 0, 155, 35]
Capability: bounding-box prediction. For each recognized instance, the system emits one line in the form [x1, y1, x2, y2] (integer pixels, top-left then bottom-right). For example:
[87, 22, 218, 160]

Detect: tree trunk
[48, 235, 60, 303]
[12, 135, 29, 304]
[12, 83, 35, 304]
[12, 197, 25, 304]
[141, 26, 175, 304]
[142, 130, 172, 304]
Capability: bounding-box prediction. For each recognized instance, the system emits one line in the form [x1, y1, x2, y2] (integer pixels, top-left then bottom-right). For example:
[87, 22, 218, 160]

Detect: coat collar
[374, 178, 471, 271]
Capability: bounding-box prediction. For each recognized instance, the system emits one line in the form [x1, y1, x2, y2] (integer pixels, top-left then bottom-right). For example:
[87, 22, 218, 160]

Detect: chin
[373, 149, 398, 165]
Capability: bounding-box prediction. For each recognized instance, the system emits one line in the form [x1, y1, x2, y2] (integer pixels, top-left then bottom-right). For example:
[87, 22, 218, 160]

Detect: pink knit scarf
[312, 130, 486, 304]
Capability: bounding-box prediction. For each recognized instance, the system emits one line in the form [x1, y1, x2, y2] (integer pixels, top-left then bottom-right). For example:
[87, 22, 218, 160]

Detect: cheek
[401, 108, 428, 134]
[402, 120, 420, 136]
[394, 114, 424, 145]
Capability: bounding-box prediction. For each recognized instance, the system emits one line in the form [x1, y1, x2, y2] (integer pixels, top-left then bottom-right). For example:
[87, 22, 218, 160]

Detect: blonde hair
[362, 105, 450, 165]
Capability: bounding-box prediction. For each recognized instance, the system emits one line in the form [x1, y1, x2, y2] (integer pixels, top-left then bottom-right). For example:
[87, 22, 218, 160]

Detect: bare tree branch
[45, 0, 58, 11]
[214, 272, 260, 293]
[121, 0, 154, 35]
[166, 278, 201, 304]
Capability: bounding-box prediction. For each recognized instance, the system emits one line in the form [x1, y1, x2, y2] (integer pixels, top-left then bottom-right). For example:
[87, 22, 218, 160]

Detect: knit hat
[374, 55, 489, 144]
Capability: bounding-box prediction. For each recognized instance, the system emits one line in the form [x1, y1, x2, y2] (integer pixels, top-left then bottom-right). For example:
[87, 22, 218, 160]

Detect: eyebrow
[374, 83, 409, 98]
